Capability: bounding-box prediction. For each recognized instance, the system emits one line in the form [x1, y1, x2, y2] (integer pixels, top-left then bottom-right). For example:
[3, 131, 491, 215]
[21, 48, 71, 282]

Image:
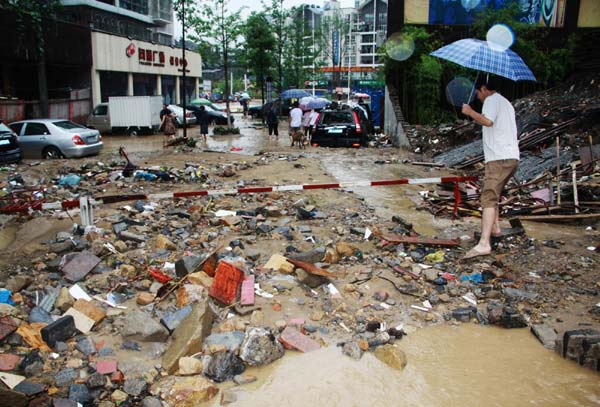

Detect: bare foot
[463, 244, 492, 260]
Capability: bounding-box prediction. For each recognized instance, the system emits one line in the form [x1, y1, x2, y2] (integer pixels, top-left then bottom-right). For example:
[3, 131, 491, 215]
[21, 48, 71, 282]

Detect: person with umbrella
[461, 77, 519, 259]
[194, 105, 210, 143]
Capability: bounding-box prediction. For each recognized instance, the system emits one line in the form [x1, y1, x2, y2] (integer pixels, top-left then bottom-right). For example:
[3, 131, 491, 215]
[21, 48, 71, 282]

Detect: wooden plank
[517, 213, 600, 222]
[376, 232, 460, 247]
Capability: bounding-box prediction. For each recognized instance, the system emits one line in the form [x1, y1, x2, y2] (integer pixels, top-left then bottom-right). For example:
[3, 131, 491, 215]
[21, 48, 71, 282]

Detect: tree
[243, 12, 276, 104]
[189, 0, 244, 128]
[2, 0, 62, 117]
[262, 0, 287, 93]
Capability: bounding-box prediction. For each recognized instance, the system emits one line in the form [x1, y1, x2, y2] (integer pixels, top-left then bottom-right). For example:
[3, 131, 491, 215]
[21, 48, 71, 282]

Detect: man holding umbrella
[461, 77, 519, 259]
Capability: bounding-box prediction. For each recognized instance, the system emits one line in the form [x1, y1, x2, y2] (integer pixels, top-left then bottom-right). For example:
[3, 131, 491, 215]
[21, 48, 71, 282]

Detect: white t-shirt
[481, 92, 519, 162]
[290, 108, 303, 127]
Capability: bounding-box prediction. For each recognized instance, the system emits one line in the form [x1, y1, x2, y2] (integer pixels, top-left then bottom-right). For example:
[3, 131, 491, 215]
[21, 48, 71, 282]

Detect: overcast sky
[173, 0, 356, 39]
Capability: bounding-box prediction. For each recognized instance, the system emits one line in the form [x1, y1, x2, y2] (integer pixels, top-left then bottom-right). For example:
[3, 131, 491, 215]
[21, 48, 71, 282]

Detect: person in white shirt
[301, 109, 311, 139]
[289, 101, 303, 143]
[308, 109, 319, 142]
[461, 77, 519, 259]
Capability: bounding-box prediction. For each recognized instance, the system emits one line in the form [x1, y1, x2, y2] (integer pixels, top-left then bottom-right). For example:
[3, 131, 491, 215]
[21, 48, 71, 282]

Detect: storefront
[90, 31, 201, 107]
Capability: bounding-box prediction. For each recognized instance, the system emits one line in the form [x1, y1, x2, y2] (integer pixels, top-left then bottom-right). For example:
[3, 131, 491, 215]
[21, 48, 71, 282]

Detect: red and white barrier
[39, 176, 477, 211]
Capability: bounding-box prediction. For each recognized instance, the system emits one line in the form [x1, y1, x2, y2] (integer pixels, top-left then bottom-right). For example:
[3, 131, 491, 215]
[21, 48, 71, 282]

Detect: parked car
[0, 121, 23, 164]
[167, 105, 196, 127]
[182, 104, 234, 125]
[9, 119, 103, 159]
[311, 108, 369, 148]
[249, 99, 292, 120]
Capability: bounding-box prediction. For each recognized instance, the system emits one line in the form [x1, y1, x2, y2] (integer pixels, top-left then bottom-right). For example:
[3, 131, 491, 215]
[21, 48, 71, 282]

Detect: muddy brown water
[228, 324, 600, 407]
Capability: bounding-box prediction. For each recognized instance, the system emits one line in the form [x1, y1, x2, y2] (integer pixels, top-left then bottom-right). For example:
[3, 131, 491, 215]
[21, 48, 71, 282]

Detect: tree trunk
[37, 55, 49, 118]
[224, 49, 232, 128]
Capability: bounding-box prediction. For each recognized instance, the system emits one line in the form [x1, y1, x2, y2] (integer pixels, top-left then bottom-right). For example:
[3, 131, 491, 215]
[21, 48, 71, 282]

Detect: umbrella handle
[468, 72, 480, 106]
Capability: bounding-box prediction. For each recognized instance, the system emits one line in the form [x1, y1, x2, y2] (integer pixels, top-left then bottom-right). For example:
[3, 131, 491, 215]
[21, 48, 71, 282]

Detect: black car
[180, 104, 234, 125]
[0, 121, 23, 164]
[311, 108, 369, 148]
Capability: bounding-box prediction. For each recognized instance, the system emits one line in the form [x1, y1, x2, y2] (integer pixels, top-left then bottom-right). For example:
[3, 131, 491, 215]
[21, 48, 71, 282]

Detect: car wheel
[43, 146, 64, 159]
[128, 127, 139, 136]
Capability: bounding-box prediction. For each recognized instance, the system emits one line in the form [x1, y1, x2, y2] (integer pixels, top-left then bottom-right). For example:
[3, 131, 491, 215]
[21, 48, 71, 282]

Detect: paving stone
[60, 251, 101, 282]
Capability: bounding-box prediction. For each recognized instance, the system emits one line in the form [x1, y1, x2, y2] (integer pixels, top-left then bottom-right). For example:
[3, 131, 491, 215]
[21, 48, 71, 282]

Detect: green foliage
[213, 126, 240, 135]
[262, 0, 289, 92]
[415, 55, 444, 124]
[282, 7, 313, 89]
[3, 0, 62, 57]
[470, 1, 576, 87]
[243, 12, 276, 100]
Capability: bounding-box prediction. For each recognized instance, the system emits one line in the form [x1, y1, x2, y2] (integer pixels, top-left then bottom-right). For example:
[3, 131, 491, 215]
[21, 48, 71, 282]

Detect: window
[94, 105, 108, 116]
[362, 34, 374, 43]
[0, 123, 13, 133]
[361, 45, 374, 54]
[53, 121, 85, 130]
[8, 123, 23, 135]
[120, 0, 149, 15]
[23, 123, 49, 136]
[360, 55, 374, 65]
[322, 111, 353, 125]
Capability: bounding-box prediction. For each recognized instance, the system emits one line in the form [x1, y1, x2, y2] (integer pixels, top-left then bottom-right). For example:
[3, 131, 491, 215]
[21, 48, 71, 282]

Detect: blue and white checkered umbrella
[431, 39, 536, 82]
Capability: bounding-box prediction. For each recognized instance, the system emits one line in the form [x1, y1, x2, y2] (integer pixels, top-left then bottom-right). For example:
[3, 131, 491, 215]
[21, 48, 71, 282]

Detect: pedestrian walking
[267, 106, 279, 137]
[160, 104, 176, 139]
[461, 77, 519, 259]
[241, 99, 249, 118]
[194, 106, 210, 143]
[301, 109, 312, 139]
[289, 101, 303, 145]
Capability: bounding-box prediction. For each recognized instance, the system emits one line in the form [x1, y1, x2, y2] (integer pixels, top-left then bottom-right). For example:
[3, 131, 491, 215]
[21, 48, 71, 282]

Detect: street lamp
[181, 0, 187, 139]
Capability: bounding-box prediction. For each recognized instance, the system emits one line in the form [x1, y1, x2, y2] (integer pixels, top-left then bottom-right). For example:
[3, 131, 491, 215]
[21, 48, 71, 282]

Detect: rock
[161, 305, 193, 332]
[73, 299, 106, 323]
[221, 389, 238, 405]
[75, 336, 96, 356]
[263, 254, 294, 273]
[53, 400, 78, 407]
[239, 327, 285, 366]
[295, 268, 327, 288]
[342, 341, 364, 360]
[55, 368, 79, 387]
[5, 276, 32, 293]
[55, 287, 74, 312]
[287, 248, 326, 264]
[233, 374, 257, 385]
[336, 242, 357, 257]
[155, 234, 176, 250]
[13, 380, 45, 396]
[531, 324, 557, 349]
[176, 255, 204, 278]
[0, 316, 17, 341]
[68, 384, 90, 404]
[111, 389, 128, 404]
[119, 264, 137, 278]
[0, 354, 21, 371]
[161, 300, 214, 374]
[121, 311, 169, 342]
[178, 356, 203, 375]
[0, 388, 28, 407]
[87, 372, 108, 389]
[137, 292, 156, 305]
[188, 271, 214, 288]
[41, 315, 77, 348]
[119, 231, 146, 243]
[203, 331, 245, 353]
[310, 311, 325, 321]
[423, 269, 439, 282]
[499, 307, 527, 329]
[141, 397, 162, 407]
[150, 376, 218, 405]
[250, 310, 264, 325]
[203, 351, 245, 383]
[373, 344, 407, 370]
[123, 378, 146, 396]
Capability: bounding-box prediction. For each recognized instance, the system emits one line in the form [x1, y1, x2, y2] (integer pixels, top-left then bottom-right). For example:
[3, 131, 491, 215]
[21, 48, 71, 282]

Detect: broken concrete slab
[531, 324, 558, 349]
[60, 251, 101, 282]
[161, 300, 214, 374]
[121, 311, 169, 342]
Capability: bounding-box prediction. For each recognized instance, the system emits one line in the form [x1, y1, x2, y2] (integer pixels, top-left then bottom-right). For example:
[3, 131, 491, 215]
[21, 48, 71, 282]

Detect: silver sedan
[9, 119, 103, 159]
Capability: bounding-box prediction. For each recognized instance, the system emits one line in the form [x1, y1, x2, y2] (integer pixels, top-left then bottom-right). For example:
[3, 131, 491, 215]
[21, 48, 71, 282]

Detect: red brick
[0, 316, 17, 341]
[0, 354, 21, 371]
[96, 360, 117, 375]
[209, 262, 243, 305]
[110, 370, 124, 384]
[279, 327, 320, 353]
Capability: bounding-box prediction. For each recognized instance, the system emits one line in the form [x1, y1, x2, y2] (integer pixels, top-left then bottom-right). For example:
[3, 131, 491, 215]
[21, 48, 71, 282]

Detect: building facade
[0, 0, 201, 123]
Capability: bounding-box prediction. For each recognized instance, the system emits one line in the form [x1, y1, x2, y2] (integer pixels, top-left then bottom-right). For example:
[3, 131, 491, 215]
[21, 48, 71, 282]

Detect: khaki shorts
[481, 159, 518, 208]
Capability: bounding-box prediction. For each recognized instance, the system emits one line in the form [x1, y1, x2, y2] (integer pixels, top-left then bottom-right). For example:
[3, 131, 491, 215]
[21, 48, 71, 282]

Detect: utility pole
[347, 12, 352, 103]
[181, 0, 187, 139]
[312, 8, 315, 97]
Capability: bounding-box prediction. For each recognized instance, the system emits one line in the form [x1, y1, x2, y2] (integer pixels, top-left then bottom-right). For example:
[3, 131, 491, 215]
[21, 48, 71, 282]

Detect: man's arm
[462, 104, 493, 127]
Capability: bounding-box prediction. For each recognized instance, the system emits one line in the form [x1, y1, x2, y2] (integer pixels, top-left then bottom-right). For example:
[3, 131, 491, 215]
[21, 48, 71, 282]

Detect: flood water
[231, 324, 600, 407]
[101, 115, 600, 406]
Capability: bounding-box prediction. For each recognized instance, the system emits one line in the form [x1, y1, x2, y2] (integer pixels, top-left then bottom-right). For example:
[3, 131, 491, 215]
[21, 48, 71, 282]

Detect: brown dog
[290, 128, 308, 148]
